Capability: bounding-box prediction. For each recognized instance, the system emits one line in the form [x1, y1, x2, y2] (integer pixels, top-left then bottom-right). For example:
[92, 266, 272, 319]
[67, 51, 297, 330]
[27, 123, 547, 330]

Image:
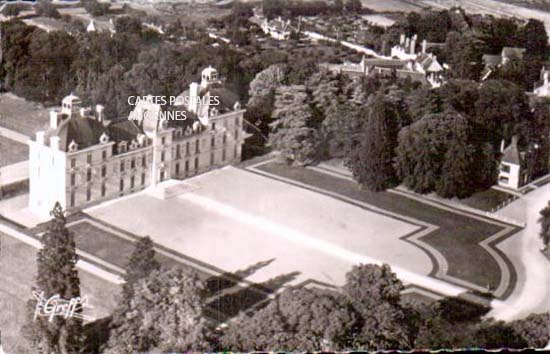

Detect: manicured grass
[66, 219, 275, 324]
[460, 188, 516, 212]
[255, 161, 519, 298]
[0, 232, 119, 353]
[0, 136, 28, 168]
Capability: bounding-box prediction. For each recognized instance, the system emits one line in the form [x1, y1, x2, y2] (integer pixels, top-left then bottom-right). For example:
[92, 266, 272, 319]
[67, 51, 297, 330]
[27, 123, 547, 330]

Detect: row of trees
[249, 60, 549, 198]
[262, 0, 364, 19]
[23, 204, 550, 352]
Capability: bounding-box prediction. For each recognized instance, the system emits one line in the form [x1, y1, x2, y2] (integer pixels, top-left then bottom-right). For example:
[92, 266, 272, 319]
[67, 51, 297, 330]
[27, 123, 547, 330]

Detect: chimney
[50, 110, 60, 129]
[500, 139, 505, 152]
[511, 135, 518, 146]
[405, 37, 410, 50]
[189, 82, 199, 114]
[422, 39, 427, 54]
[96, 104, 104, 122]
[50, 136, 61, 150]
[399, 33, 405, 46]
[36, 131, 45, 145]
[410, 34, 417, 54]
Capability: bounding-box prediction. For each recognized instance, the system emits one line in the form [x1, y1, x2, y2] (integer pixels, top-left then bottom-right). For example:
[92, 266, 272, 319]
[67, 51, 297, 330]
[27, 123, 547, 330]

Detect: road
[490, 184, 550, 320]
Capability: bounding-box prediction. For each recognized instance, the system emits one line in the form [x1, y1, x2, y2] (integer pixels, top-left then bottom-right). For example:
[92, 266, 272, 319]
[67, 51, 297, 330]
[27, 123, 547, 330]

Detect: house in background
[261, 17, 292, 40]
[498, 136, 529, 190]
[481, 46, 526, 81]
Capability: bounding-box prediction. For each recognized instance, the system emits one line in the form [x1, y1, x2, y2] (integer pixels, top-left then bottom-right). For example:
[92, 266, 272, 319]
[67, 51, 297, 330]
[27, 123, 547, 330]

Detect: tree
[221, 287, 361, 351]
[269, 85, 320, 165]
[510, 312, 550, 348]
[322, 102, 366, 158]
[521, 19, 548, 58]
[538, 201, 550, 249]
[445, 31, 486, 80]
[115, 16, 142, 36]
[436, 118, 475, 198]
[1, 4, 23, 17]
[343, 264, 411, 350]
[83, 0, 110, 17]
[35, 1, 61, 19]
[121, 236, 160, 302]
[345, 95, 400, 191]
[105, 268, 212, 353]
[344, 0, 362, 13]
[23, 203, 83, 354]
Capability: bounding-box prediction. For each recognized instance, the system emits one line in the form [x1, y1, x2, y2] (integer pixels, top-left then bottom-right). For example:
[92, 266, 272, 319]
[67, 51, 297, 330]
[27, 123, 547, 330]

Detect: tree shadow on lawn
[205, 271, 301, 324]
[203, 258, 276, 297]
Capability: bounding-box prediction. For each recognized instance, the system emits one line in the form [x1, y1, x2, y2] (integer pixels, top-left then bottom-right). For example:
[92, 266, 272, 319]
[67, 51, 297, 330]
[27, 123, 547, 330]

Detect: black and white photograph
[0, 0, 549, 352]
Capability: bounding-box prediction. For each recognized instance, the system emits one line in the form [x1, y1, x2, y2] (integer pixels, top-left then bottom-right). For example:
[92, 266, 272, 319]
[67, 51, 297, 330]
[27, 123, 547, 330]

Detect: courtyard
[85, 164, 520, 301]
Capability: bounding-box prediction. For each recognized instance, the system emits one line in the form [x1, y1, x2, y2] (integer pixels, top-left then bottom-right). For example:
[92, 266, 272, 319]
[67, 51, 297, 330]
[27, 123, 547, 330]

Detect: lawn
[0, 136, 28, 168]
[460, 188, 516, 212]
[66, 218, 277, 324]
[254, 161, 519, 299]
[0, 232, 119, 353]
[86, 166, 431, 295]
[0, 93, 50, 137]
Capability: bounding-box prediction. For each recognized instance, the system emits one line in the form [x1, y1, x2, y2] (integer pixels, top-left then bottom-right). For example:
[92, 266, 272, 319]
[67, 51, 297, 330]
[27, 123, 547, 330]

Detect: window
[142, 155, 146, 167]
[211, 136, 215, 148]
[70, 173, 75, 186]
[141, 173, 145, 185]
[499, 176, 509, 184]
[161, 151, 165, 162]
[86, 169, 92, 182]
[102, 151, 107, 160]
[235, 128, 239, 140]
[119, 178, 124, 191]
[176, 163, 180, 175]
[101, 165, 106, 177]
[501, 164, 511, 173]
[86, 187, 91, 202]
[222, 149, 226, 162]
[131, 176, 135, 189]
[195, 140, 200, 154]
[235, 117, 239, 126]
[87, 154, 92, 164]
[223, 133, 227, 145]
[185, 160, 189, 173]
[176, 145, 181, 159]
[120, 161, 125, 172]
[186, 142, 190, 156]
[210, 152, 214, 165]
[131, 158, 135, 169]
[101, 183, 106, 197]
[194, 157, 199, 170]
[160, 171, 165, 182]
[234, 145, 238, 159]
[70, 192, 75, 207]
[211, 122, 216, 131]
[161, 137, 166, 145]
[71, 158, 76, 168]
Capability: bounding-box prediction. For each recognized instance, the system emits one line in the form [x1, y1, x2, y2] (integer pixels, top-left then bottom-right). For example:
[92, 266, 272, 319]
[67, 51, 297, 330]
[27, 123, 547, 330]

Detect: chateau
[28, 66, 246, 218]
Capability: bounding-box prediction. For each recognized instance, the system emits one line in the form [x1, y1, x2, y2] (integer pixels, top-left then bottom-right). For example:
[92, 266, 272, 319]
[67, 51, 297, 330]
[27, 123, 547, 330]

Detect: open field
[0, 136, 28, 168]
[0, 93, 49, 138]
[0, 233, 120, 353]
[361, 0, 427, 12]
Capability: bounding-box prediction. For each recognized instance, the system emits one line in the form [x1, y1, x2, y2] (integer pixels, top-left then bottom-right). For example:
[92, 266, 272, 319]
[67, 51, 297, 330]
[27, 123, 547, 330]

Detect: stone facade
[29, 67, 245, 219]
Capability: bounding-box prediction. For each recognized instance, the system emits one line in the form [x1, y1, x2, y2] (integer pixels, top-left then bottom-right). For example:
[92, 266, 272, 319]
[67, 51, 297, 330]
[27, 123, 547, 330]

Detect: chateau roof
[482, 54, 501, 67]
[46, 113, 143, 152]
[501, 47, 525, 60]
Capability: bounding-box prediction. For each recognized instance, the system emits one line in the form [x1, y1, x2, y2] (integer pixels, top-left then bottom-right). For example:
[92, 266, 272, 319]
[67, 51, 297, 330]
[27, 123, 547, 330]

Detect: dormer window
[119, 141, 128, 153]
[68, 140, 78, 152]
[99, 133, 109, 144]
[130, 140, 139, 150]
